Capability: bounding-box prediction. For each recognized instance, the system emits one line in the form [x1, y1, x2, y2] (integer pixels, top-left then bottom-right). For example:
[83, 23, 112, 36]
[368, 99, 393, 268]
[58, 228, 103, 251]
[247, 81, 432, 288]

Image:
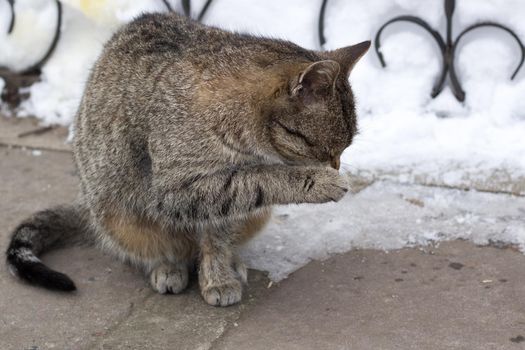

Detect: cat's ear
[291, 60, 340, 103]
[328, 40, 371, 77]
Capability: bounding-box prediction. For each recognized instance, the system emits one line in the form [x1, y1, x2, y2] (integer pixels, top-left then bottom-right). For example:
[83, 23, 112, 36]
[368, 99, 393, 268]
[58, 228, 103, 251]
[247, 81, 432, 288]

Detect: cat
[6, 12, 370, 306]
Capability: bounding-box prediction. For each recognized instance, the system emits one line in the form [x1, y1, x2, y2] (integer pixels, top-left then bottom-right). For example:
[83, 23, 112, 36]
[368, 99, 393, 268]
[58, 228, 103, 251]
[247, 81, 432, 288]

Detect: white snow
[242, 181, 525, 281]
[1, 0, 525, 280]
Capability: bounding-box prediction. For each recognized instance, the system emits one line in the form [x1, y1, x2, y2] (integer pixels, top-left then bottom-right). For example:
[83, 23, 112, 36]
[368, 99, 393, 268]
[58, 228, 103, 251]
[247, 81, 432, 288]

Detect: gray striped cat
[6, 12, 370, 306]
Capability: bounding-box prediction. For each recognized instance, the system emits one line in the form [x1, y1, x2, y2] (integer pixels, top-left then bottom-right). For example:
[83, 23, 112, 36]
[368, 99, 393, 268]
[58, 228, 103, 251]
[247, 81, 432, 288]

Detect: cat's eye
[275, 121, 315, 147]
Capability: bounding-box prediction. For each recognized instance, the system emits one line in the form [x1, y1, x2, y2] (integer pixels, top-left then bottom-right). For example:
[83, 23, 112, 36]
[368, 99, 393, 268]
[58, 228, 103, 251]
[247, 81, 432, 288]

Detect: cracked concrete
[214, 241, 525, 350]
[0, 116, 70, 152]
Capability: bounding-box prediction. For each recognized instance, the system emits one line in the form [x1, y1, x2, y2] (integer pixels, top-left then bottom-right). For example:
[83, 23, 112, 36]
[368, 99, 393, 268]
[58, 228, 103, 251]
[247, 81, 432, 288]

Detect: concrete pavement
[215, 241, 525, 350]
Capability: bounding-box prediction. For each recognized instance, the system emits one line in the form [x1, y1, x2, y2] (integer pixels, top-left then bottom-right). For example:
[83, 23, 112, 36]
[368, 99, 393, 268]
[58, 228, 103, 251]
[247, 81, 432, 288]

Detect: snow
[242, 180, 525, 281]
[1, 0, 525, 280]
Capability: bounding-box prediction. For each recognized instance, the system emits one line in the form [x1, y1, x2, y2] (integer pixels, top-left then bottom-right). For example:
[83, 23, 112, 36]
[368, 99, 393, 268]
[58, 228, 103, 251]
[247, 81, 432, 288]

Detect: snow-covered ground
[243, 180, 525, 281]
[1, 0, 524, 279]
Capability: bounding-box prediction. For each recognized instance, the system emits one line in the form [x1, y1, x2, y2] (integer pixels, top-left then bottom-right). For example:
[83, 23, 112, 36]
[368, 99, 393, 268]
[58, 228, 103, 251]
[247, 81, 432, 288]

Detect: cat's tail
[6, 204, 91, 292]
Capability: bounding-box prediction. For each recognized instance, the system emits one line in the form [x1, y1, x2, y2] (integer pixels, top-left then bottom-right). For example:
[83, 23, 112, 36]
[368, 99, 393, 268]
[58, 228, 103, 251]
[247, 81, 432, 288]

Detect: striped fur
[6, 205, 90, 291]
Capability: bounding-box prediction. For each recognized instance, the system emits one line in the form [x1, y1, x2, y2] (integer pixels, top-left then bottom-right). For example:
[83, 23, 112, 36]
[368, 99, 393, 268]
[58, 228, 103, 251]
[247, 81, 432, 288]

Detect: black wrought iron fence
[371, 0, 524, 101]
[1, 0, 523, 107]
[0, 0, 213, 76]
[3, 0, 62, 75]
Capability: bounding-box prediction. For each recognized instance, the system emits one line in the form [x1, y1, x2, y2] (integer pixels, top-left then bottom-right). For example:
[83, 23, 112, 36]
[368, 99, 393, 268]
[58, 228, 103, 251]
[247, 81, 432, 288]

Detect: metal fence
[1, 0, 523, 107]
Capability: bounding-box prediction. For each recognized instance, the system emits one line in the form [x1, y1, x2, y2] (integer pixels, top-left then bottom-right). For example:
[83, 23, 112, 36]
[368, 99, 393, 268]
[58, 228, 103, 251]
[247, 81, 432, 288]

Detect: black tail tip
[42, 269, 77, 292]
[9, 260, 77, 292]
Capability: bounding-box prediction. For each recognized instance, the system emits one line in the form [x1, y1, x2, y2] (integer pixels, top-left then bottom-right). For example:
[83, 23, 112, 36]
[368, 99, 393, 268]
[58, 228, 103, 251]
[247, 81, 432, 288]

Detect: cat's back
[104, 12, 205, 61]
[99, 12, 316, 73]
[76, 12, 318, 136]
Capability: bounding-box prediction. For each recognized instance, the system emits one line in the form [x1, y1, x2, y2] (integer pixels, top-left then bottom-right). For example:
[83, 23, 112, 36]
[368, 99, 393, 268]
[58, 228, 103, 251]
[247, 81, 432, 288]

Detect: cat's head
[266, 41, 370, 169]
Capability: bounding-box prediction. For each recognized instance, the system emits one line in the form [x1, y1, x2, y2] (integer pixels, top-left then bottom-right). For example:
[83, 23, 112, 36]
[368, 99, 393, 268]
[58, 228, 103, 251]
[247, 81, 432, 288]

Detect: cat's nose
[330, 157, 340, 170]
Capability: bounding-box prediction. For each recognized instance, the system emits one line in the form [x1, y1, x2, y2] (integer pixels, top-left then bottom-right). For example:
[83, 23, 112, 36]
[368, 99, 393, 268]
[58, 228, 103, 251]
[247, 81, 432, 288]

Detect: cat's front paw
[150, 262, 189, 294]
[201, 280, 242, 306]
[301, 167, 348, 204]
